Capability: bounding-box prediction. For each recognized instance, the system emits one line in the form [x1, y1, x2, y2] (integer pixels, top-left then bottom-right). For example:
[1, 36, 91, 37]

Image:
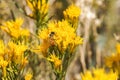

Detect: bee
[49, 32, 56, 46]
[49, 32, 55, 37]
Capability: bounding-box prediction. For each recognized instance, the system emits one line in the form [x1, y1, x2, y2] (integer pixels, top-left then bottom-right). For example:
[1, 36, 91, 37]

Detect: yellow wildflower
[0, 18, 30, 38]
[47, 54, 62, 68]
[26, 0, 49, 19]
[39, 28, 49, 40]
[14, 44, 27, 64]
[7, 41, 27, 64]
[81, 71, 93, 80]
[7, 41, 16, 57]
[38, 20, 83, 52]
[105, 43, 120, 75]
[81, 68, 118, 80]
[1, 18, 23, 32]
[20, 29, 30, 37]
[14, 18, 23, 29]
[105, 53, 120, 68]
[25, 73, 32, 80]
[63, 4, 81, 21]
[26, 0, 34, 12]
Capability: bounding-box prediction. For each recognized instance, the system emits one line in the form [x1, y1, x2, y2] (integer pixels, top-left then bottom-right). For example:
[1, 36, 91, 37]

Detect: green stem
[56, 71, 66, 80]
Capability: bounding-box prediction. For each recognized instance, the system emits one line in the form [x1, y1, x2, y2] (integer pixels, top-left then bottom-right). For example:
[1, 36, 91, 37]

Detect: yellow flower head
[47, 54, 62, 68]
[20, 29, 30, 37]
[81, 68, 118, 80]
[63, 4, 81, 20]
[105, 43, 120, 66]
[0, 18, 30, 38]
[38, 20, 83, 52]
[7, 41, 27, 64]
[105, 43, 120, 75]
[26, 0, 49, 19]
[81, 71, 93, 80]
[25, 73, 32, 80]
[105, 53, 120, 68]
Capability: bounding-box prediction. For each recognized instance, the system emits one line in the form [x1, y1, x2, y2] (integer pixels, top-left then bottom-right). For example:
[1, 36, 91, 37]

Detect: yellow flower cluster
[63, 4, 81, 21]
[0, 40, 8, 68]
[105, 43, 120, 74]
[0, 40, 28, 77]
[0, 40, 8, 77]
[47, 54, 61, 69]
[7, 41, 28, 64]
[105, 43, 120, 67]
[81, 68, 118, 80]
[0, 18, 30, 39]
[105, 53, 120, 68]
[26, 0, 49, 19]
[38, 20, 83, 53]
